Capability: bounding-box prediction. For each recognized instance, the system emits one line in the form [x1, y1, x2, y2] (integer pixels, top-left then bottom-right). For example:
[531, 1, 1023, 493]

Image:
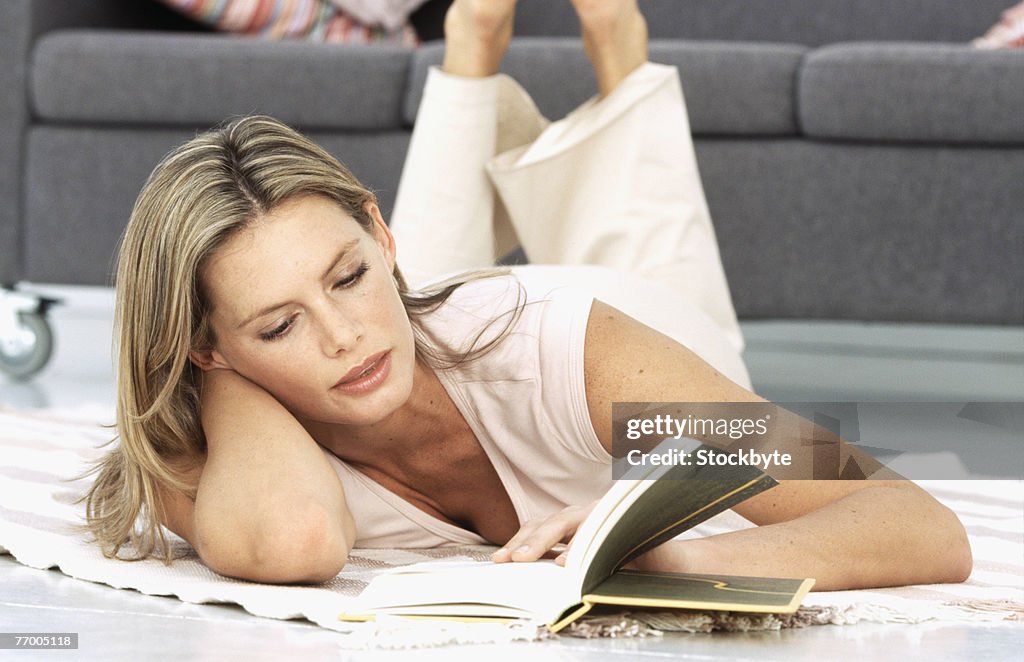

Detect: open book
[340, 443, 814, 631]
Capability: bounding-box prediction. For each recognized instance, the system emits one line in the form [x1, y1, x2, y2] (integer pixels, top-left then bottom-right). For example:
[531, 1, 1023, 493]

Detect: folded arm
[156, 369, 355, 583]
[583, 300, 971, 589]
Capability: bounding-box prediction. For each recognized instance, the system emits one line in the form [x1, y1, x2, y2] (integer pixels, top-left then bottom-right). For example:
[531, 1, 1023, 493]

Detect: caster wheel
[0, 311, 54, 380]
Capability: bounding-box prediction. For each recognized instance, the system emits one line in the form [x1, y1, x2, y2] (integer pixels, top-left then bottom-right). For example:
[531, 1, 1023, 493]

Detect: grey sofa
[2, 0, 1021, 325]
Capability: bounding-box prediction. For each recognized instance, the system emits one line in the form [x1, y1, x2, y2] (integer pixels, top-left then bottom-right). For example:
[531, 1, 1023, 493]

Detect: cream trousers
[389, 62, 745, 356]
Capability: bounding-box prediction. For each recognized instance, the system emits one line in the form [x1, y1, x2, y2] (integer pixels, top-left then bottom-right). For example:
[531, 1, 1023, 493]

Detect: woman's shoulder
[418, 268, 610, 463]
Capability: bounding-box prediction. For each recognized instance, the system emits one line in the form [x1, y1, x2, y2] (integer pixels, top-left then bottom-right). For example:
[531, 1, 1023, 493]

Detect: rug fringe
[943, 599, 1024, 621]
[336, 617, 550, 650]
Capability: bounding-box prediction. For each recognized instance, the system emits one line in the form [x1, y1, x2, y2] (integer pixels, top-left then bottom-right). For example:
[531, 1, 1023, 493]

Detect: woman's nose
[316, 302, 362, 355]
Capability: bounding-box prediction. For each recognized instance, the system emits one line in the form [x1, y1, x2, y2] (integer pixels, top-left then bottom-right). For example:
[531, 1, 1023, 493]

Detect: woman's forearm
[635, 485, 972, 590]
[191, 369, 355, 583]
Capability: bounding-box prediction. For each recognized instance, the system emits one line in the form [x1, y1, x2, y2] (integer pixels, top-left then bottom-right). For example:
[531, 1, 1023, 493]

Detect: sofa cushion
[405, 39, 805, 136]
[800, 43, 1024, 144]
[31, 30, 412, 129]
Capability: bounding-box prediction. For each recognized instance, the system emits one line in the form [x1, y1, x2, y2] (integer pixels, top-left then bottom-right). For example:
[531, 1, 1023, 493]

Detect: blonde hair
[84, 115, 521, 562]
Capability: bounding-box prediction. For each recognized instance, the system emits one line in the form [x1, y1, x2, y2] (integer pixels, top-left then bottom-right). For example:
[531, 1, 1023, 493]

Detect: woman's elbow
[254, 515, 352, 583]
[937, 504, 973, 584]
[197, 506, 353, 584]
[907, 494, 973, 585]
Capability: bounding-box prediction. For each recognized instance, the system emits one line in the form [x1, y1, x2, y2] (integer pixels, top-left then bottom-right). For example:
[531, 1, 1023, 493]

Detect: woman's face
[193, 193, 417, 427]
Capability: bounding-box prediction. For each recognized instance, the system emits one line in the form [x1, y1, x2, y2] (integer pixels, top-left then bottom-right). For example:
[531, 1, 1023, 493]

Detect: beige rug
[1, 406, 1020, 648]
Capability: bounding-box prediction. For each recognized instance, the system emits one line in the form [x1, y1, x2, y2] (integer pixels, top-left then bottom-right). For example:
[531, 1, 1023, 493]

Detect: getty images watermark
[611, 402, 1024, 481]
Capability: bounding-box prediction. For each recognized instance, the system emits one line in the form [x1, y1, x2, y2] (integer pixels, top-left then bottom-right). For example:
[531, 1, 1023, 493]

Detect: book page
[561, 444, 674, 577]
[567, 442, 777, 594]
[344, 560, 577, 623]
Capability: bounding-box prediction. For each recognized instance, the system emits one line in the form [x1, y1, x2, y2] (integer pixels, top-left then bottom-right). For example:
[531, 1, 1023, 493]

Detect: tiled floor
[1, 284, 1022, 660]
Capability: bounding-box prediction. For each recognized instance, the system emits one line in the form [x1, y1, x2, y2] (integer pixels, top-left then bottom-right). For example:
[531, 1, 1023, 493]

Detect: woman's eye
[334, 262, 369, 289]
[259, 315, 295, 342]
[256, 263, 368, 342]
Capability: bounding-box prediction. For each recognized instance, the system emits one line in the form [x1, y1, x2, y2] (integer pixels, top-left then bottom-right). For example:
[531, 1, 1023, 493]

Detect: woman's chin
[327, 378, 414, 426]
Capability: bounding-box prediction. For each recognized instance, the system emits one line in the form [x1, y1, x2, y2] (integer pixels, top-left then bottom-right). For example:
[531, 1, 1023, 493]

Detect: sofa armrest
[0, 1, 34, 282]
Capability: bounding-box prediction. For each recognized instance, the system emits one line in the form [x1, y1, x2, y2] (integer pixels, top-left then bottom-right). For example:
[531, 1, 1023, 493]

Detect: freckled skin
[196, 194, 418, 430]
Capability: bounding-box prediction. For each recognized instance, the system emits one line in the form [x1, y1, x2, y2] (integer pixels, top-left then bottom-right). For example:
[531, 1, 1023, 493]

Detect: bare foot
[442, 0, 518, 78]
[571, 0, 648, 97]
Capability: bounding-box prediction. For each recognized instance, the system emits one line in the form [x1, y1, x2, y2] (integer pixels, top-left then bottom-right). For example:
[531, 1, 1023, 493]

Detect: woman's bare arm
[156, 368, 355, 583]
[583, 300, 972, 589]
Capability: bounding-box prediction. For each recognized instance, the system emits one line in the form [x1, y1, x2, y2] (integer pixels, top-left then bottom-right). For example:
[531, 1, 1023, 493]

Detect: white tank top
[322, 265, 750, 547]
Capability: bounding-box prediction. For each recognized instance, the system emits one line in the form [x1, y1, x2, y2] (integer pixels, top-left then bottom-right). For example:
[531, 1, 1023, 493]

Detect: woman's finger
[492, 502, 598, 563]
[503, 506, 588, 562]
[491, 519, 540, 562]
[508, 516, 578, 561]
[493, 516, 563, 562]
[555, 535, 577, 566]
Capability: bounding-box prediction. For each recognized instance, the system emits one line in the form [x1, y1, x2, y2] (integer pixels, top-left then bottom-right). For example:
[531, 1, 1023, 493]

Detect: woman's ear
[365, 201, 397, 271]
[189, 348, 231, 372]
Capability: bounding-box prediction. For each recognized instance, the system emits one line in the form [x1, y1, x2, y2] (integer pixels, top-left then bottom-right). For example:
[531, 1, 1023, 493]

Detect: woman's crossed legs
[390, 0, 743, 352]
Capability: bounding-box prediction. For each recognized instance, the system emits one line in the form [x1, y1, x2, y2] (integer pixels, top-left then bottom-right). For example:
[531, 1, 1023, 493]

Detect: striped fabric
[974, 1, 1024, 48]
[0, 406, 1020, 647]
[325, 0, 429, 33]
[158, 0, 419, 46]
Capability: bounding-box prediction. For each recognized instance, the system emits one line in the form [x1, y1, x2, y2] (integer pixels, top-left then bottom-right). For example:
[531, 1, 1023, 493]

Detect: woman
[85, 0, 971, 588]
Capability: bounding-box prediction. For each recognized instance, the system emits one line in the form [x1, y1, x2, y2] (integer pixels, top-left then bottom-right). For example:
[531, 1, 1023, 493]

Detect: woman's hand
[491, 500, 598, 565]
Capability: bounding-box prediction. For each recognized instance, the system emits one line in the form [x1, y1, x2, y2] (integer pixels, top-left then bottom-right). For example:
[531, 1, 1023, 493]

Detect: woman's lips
[333, 351, 391, 395]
